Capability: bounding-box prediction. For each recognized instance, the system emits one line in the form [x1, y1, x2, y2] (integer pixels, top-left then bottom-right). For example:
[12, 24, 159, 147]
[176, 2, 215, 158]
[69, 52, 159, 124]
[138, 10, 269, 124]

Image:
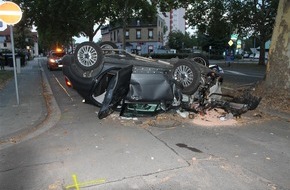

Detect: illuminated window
[125, 30, 129, 39]
[136, 29, 141, 39]
[148, 29, 153, 39]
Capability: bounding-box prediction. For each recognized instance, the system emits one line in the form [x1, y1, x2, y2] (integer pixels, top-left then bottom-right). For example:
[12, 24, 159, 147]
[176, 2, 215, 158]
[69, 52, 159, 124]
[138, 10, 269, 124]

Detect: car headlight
[49, 58, 56, 63]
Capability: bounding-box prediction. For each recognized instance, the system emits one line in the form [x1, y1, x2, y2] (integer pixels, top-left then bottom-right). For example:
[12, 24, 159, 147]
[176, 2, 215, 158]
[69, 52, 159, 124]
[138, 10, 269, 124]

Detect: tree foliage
[13, 22, 34, 50]
[183, 0, 278, 60]
[184, 0, 231, 55]
[228, 0, 279, 65]
[76, 0, 111, 41]
[13, 0, 159, 50]
[168, 31, 195, 51]
[14, 0, 84, 49]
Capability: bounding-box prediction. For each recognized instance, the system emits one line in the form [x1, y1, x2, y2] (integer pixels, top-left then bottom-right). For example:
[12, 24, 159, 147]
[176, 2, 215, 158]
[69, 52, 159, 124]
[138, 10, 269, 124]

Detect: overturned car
[62, 41, 260, 119]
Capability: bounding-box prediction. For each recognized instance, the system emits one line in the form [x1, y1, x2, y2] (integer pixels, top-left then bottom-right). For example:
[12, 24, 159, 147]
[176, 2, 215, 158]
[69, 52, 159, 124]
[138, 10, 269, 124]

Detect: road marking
[224, 70, 264, 78]
[65, 174, 106, 189]
[53, 74, 74, 101]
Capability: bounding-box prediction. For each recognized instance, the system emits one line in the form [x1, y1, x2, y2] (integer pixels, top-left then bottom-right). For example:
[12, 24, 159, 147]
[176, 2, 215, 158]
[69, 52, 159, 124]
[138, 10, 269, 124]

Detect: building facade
[101, 15, 169, 55]
[160, 8, 186, 44]
[0, 27, 39, 57]
[101, 8, 186, 54]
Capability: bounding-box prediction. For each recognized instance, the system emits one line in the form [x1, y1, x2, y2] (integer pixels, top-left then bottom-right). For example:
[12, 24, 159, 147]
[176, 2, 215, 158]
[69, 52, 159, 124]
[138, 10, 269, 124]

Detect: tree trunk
[256, 0, 290, 112]
[265, 0, 290, 91]
[89, 35, 93, 42]
[258, 35, 266, 65]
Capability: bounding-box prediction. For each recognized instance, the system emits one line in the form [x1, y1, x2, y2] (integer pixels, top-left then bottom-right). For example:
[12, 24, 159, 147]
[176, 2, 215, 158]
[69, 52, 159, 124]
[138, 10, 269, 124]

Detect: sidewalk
[0, 58, 60, 148]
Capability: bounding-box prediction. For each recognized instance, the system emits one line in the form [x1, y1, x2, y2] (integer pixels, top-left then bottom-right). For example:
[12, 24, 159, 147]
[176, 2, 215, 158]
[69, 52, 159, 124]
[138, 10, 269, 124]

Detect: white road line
[224, 70, 264, 78]
[53, 74, 74, 101]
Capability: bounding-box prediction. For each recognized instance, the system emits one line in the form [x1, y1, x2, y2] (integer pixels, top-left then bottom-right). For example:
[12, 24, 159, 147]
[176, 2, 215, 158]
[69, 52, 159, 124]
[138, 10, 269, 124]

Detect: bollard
[16, 57, 21, 73]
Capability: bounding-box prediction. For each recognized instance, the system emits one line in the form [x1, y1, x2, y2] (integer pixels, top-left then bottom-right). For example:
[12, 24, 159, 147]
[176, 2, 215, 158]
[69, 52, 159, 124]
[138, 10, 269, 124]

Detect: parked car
[243, 53, 250, 58]
[62, 41, 260, 119]
[47, 48, 66, 70]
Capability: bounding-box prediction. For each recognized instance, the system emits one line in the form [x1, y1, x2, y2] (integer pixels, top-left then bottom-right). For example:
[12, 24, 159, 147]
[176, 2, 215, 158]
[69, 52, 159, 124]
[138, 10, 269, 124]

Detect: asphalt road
[215, 61, 266, 89]
[0, 59, 289, 190]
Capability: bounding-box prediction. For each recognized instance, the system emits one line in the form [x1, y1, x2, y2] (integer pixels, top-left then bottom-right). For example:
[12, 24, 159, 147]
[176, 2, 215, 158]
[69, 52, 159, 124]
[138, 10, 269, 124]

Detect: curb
[0, 60, 61, 150]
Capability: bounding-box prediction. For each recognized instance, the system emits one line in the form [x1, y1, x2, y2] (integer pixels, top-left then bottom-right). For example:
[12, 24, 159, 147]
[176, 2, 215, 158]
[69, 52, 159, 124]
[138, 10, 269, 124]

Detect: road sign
[0, 2, 22, 25]
[230, 34, 239, 41]
[228, 40, 234, 46]
[0, 20, 7, 31]
[0, 1, 23, 105]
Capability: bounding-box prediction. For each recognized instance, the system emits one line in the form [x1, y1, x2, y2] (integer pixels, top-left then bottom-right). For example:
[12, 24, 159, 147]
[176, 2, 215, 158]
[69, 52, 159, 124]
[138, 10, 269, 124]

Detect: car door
[98, 65, 133, 119]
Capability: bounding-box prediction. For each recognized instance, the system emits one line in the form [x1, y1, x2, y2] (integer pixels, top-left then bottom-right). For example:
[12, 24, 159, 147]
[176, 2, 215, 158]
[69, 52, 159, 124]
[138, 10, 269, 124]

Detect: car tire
[172, 60, 201, 95]
[63, 55, 104, 81]
[99, 41, 118, 49]
[188, 53, 209, 67]
[74, 41, 104, 71]
[99, 41, 119, 55]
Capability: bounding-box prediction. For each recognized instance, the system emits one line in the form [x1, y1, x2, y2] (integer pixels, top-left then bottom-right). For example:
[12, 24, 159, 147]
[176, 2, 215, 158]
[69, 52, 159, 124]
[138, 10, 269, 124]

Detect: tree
[185, 0, 231, 55]
[15, 0, 110, 49]
[167, 31, 195, 51]
[13, 22, 34, 50]
[229, 0, 279, 65]
[16, 0, 158, 49]
[181, 0, 278, 60]
[14, 0, 83, 49]
[256, 0, 290, 112]
[76, 0, 111, 41]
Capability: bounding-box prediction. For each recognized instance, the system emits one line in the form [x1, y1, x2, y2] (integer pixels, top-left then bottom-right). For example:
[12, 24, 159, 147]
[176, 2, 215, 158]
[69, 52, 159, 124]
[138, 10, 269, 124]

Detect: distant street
[210, 59, 266, 89]
[0, 59, 288, 190]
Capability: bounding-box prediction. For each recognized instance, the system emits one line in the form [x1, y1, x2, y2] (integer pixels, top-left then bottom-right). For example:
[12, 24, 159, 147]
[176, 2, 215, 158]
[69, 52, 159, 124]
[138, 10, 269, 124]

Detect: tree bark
[254, 0, 290, 112]
[264, 0, 290, 92]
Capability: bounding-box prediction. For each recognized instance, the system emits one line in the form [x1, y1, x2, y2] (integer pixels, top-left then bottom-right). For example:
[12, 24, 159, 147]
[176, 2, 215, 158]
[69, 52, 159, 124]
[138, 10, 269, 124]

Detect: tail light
[65, 77, 72, 88]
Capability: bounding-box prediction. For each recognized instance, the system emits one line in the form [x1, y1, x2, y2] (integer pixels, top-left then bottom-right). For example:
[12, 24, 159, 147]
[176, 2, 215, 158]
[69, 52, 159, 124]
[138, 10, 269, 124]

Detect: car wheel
[99, 41, 118, 49]
[188, 53, 209, 67]
[172, 60, 201, 95]
[74, 41, 104, 71]
[99, 41, 118, 55]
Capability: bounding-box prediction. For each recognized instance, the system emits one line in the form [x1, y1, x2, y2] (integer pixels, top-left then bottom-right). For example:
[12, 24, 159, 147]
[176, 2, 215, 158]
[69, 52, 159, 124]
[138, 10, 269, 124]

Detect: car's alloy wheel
[74, 42, 103, 71]
[173, 60, 201, 95]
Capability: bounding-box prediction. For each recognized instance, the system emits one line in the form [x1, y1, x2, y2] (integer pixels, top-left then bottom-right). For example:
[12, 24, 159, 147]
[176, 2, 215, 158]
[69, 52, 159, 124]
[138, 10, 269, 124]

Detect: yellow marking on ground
[65, 174, 106, 189]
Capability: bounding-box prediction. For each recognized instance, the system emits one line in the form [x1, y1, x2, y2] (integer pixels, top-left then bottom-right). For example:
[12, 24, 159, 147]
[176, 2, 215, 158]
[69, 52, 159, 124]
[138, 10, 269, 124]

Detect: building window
[148, 45, 154, 53]
[148, 29, 153, 39]
[136, 29, 141, 39]
[125, 30, 129, 39]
